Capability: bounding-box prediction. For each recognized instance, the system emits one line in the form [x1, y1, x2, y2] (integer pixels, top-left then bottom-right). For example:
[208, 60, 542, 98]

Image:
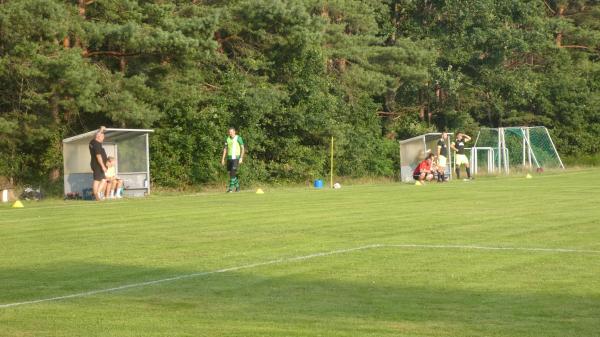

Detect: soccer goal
[472, 126, 564, 174]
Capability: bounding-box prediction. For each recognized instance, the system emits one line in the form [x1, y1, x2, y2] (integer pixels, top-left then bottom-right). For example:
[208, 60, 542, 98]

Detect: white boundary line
[1, 243, 599, 309]
[0, 244, 382, 309]
[384, 244, 600, 254]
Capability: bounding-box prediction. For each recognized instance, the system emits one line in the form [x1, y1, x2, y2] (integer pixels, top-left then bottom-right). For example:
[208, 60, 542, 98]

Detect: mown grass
[0, 169, 599, 337]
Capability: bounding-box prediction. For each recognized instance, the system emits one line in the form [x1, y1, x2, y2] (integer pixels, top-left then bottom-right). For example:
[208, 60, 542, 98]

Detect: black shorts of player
[413, 173, 422, 180]
[227, 159, 239, 173]
[91, 165, 105, 181]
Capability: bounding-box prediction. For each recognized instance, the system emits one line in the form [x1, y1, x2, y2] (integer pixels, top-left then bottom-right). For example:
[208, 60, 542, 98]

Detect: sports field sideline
[1, 169, 599, 337]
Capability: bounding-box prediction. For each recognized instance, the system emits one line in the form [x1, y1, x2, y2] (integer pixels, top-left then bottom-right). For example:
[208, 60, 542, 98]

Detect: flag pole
[330, 136, 334, 188]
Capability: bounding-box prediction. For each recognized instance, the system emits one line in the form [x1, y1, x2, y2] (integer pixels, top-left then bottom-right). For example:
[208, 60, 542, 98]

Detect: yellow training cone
[256, 188, 264, 194]
[526, 173, 533, 179]
[414, 181, 422, 186]
[12, 200, 24, 208]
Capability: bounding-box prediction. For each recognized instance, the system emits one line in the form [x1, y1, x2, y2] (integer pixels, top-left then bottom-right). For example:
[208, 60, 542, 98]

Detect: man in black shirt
[436, 132, 449, 182]
[451, 132, 472, 180]
[89, 128, 108, 200]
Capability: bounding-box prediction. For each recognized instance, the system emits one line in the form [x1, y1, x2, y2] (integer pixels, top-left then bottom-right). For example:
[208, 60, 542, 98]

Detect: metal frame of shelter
[63, 128, 154, 198]
[399, 133, 453, 183]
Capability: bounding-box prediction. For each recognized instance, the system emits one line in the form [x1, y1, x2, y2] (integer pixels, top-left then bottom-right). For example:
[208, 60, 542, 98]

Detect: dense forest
[1, 0, 599, 188]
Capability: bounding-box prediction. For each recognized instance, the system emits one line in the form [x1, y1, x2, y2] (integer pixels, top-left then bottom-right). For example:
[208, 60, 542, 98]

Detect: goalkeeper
[221, 127, 245, 192]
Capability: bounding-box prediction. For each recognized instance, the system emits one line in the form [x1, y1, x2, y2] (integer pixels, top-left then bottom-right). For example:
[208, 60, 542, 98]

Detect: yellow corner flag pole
[330, 136, 334, 188]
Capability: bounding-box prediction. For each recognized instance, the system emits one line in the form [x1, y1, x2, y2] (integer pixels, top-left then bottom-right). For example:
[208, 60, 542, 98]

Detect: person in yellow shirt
[220, 128, 245, 193]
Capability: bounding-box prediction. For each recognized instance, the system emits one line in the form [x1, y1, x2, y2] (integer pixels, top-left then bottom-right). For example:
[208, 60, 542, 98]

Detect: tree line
[1, 0, 599, 188]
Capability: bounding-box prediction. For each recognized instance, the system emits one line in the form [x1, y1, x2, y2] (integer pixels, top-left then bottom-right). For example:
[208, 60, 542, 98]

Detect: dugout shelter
[399, 133, 453, 182]
[63, 128, 154, 198]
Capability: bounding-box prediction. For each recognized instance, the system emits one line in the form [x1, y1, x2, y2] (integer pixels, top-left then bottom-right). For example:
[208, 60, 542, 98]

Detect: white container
[1, 189, 8, 203]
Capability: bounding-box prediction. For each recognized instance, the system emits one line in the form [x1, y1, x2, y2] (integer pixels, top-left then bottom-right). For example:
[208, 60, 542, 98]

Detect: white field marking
[2, 242, 599, 309]
[381, 244, 600, 254]
[0, 244, 383, 309]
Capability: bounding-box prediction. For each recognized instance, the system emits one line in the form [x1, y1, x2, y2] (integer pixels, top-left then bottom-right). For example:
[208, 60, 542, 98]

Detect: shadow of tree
[1, 260, 599, 337]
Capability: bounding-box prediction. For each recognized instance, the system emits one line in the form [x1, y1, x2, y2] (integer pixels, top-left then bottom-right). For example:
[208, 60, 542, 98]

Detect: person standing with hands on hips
[221, 127, 245, 193]
[451, 132, 472, 180]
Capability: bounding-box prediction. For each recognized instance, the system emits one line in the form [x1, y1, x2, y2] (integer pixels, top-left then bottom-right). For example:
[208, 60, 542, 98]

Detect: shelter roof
[399, 132, 453, 144]
[63, 128, 154, 144]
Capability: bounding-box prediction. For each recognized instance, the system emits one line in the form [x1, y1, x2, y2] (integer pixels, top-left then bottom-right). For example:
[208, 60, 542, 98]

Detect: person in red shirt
[413, 153, 435, 183]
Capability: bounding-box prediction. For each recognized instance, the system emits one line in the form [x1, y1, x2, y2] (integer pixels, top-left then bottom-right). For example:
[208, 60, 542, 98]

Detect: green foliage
[1, 0, 599, 189]
[564, 153, 600, 166]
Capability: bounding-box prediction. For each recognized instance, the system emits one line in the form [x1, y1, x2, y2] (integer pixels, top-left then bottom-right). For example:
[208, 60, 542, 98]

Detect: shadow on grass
[1, 262, 599, 337]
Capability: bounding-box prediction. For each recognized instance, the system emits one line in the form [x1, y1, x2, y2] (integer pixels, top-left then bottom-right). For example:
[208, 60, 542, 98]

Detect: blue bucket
[313, 179, 324, 189]
[82, 188, 94, 201]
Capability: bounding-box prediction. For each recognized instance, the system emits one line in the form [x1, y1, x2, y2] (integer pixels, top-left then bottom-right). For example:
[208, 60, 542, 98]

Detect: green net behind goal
[473, 126, 563, 174]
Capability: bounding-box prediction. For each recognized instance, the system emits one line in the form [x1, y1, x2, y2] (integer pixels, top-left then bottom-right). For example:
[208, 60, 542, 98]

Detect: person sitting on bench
[104, 157, 124, 199]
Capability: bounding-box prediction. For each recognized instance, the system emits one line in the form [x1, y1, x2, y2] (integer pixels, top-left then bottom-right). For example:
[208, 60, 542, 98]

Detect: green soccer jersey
[225, 135, 244, 159]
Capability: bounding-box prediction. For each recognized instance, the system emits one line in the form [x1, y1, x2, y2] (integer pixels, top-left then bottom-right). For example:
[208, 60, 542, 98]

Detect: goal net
[472, 126, 564, 174]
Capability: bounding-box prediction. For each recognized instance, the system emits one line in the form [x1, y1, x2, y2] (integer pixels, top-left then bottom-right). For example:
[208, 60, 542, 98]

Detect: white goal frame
[472, 126, 564, 175]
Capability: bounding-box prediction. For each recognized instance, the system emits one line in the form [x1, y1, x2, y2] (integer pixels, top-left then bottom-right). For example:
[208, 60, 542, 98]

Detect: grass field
[1, 169, 599, 337]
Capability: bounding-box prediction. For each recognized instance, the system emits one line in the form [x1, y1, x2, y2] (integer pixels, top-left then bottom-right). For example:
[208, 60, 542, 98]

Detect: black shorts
[414, 172, 430, 180]
[91, 166, 105, 181]
[227, 159, 239, 172]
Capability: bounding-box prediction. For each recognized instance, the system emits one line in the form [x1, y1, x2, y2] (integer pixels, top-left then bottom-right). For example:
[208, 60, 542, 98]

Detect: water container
[313, 179, 324, 189]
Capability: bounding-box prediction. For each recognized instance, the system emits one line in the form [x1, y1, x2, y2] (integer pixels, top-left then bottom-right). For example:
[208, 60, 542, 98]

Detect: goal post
[472, 126, 564, 175]
[528, 126, 565, 169]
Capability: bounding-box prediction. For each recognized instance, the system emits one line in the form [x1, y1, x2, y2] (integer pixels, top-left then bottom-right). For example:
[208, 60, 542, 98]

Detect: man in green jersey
[221, 127, 245, 192]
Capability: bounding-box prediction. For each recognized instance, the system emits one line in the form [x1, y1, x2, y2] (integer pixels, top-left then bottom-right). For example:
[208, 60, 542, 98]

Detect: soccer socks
[228, 176, 239, 191]
[456, 167, 471, 179]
